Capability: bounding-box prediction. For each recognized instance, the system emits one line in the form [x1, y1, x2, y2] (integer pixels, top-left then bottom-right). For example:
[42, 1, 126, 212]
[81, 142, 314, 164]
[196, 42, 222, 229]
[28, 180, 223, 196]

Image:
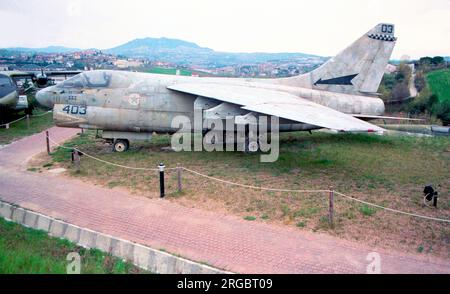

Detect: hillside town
[0, 48, 326, 78]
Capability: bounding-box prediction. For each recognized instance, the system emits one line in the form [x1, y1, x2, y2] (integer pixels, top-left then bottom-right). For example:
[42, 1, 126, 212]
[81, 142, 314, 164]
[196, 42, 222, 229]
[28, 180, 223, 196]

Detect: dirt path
[0, 127, 448, 273]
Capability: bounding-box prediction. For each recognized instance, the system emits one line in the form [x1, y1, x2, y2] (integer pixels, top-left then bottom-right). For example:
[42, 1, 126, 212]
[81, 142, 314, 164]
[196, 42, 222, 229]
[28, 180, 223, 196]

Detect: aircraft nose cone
[36, 88, 54, 108]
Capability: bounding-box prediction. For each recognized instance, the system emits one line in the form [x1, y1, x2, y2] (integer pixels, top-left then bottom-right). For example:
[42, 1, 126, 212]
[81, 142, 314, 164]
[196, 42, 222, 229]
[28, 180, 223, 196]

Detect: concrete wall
[0, 200, 229, 274]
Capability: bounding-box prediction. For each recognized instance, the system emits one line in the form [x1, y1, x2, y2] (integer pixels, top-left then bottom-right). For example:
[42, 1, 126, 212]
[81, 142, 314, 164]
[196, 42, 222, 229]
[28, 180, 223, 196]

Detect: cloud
[0, 0, 448, 59]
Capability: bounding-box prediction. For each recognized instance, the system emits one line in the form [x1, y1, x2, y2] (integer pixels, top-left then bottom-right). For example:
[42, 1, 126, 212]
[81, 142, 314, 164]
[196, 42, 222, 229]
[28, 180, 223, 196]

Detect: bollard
[26, 115, 30, 129]
[159, 163, 165, 198]
[46, 130, 50, 155]
[433, 193, 438, 208]
[328, 187, 334, 226]
[72, 149, 81, 172]
[177, 163, 182, 193]
[6, 123, 9, 129]
[81, 128, 84, 134]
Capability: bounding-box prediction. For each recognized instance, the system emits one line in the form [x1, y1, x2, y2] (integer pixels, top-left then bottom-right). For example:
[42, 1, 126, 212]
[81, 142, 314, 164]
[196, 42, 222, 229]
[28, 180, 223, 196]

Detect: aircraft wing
[168, 83, 384, 132]
[43, 71, 81, 77]
[5, 71, 81, 78]
[5, 71, 36, 78]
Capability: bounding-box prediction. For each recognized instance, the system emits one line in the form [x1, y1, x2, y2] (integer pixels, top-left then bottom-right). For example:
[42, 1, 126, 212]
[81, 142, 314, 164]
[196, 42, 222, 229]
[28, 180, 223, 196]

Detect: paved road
[0, 127, 448, 273]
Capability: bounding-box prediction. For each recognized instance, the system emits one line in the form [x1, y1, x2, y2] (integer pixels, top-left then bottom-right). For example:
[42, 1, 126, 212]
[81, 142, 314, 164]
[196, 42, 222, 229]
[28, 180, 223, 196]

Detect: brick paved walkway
[0, 127, 448, 273]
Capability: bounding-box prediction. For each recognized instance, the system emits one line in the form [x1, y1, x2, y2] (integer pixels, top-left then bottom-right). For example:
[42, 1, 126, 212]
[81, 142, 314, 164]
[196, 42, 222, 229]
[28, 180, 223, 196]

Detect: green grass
[426, 69, 450, 103]
[0, 217, 147, 274]
[243, 216, 256, 221]
[50, 130, 450, 197]
[296, 221, 307, 228]
[359, 204, 377, 217]
[144, 67, 192, 76]
[46, 130, 450, 257]
[0, 109, 53, 145]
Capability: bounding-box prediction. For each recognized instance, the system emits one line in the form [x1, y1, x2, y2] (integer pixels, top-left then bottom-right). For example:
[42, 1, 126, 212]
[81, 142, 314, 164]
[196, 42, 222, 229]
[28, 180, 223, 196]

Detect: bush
[359, 204, 377, 216]
[434, 100, 450, 126]
[406, 87, 431, 115]
[414, 71, 426, 92]
[392, 83, 410, 100]
[381, 73, 396, 91]
[395, 63, 412, 83]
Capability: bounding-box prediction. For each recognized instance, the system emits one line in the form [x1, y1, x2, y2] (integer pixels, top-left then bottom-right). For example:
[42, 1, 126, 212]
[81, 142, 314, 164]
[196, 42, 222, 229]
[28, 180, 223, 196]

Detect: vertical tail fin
[280, 23, 397, 95]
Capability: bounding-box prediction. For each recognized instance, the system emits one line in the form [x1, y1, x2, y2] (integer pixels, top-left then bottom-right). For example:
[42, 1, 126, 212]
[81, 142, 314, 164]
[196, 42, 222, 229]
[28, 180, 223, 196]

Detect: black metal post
[177, 163, 182, 193]
[159, 163, 165, 198]
[46, 131, 50, 155]
[329, 187, 334, 227]
[433, 193, 438, 207]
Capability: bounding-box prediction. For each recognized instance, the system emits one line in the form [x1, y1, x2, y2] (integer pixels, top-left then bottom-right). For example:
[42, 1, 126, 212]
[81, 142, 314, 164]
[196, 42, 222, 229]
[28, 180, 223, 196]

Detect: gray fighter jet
[37, 24, 404, 152]
[0, 70, 80, 116]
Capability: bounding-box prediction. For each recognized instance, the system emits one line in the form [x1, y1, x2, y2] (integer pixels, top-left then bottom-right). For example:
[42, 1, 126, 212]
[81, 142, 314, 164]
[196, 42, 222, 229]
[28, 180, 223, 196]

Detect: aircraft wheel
[113, 139, 129, 152]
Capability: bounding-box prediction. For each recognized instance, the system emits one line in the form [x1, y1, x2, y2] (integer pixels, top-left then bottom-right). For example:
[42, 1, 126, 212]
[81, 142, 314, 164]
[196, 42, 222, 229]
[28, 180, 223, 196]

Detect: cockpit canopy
[58, 71, 131, 89]
[0, 74, 13, 86]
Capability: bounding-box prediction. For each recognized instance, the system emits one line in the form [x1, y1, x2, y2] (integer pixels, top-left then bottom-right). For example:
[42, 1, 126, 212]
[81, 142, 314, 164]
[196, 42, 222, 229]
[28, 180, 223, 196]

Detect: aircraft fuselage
[37, 70, 385, 134]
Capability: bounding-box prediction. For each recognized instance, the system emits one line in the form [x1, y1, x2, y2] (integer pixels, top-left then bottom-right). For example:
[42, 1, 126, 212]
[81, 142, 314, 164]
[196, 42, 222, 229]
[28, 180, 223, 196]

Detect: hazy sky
[0, 0, 449, 59]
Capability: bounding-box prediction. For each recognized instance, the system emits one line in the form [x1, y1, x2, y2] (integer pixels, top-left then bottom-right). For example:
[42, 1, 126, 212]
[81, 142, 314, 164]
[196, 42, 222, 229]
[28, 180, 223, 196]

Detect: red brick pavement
[0, 127, 448, 273]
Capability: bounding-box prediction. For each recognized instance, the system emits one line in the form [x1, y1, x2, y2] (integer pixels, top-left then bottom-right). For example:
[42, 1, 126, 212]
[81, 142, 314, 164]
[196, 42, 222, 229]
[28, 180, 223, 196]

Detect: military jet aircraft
[37, 23, 405, 152]
[0, 70, 80, 117]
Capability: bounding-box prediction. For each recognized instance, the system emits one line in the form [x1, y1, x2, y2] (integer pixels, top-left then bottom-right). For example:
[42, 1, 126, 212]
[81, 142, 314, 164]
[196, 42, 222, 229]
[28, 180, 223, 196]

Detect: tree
[395, 63, 412, 83]
[381, 73, 396, 90]
[73, 61, 86, 70]
[392, 83, 410, 100]
[414, 71, 426, 92]
[428, 94, 439, 109]
[431, 56, 444, 65]
[419, 57, 433, 66]
[434, 100, 450, 126]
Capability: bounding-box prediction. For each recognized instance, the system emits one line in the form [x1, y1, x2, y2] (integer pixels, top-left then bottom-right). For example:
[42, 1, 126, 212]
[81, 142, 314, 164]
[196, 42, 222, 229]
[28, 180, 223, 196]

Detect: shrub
[434, 100, 450, 125]
[414, 71, 426, 92]
[359, 204, 377, 216]
[392, 83, 410, 100]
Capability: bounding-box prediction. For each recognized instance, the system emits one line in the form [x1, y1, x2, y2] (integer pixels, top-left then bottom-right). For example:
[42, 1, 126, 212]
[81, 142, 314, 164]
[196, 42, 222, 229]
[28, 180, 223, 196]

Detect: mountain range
[4, 46, 81, 54]
[1, 37, 325, 66]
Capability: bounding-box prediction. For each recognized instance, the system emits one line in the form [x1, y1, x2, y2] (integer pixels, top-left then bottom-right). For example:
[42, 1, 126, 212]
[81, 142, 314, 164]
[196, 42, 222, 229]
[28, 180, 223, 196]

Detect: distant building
[385, 64, 397, 74]
[114, 59, 143, 68]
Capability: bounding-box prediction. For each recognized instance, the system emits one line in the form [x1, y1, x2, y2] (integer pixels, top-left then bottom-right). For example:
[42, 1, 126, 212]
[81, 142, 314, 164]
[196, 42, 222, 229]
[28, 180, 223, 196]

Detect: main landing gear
[113, 139, 129, 152]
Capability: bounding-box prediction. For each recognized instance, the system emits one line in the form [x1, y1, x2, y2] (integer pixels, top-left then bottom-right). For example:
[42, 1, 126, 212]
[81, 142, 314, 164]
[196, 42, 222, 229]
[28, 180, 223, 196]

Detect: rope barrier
[30, 110, 52, 117]
[0, 115, 27, 127]
[182, 168, 450, 223]
[334, 191, 450, 223]
[46, 134, 171, 171]
[181, 167, 328, 193]
[45, 132, 450, 223]
[0, 110, 52, 128]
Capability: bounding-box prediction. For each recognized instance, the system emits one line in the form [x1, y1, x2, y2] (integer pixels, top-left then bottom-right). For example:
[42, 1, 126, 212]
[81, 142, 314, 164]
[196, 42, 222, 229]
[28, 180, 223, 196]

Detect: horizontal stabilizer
[353, 114, 426, 121]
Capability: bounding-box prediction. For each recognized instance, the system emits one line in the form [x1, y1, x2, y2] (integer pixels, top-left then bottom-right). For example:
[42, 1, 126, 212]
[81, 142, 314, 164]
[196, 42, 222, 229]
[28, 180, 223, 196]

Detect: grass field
[144, 67, 192, 76]
[0, 109, 53, 145]
[426, 69, 450, 103]
[37, 131, 450, 258]
[0, 217, 146, 274]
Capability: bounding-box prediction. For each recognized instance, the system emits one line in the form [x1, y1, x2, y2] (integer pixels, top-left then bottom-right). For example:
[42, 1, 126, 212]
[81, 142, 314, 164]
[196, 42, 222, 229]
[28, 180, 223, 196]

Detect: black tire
[113, 139, 129, 152]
